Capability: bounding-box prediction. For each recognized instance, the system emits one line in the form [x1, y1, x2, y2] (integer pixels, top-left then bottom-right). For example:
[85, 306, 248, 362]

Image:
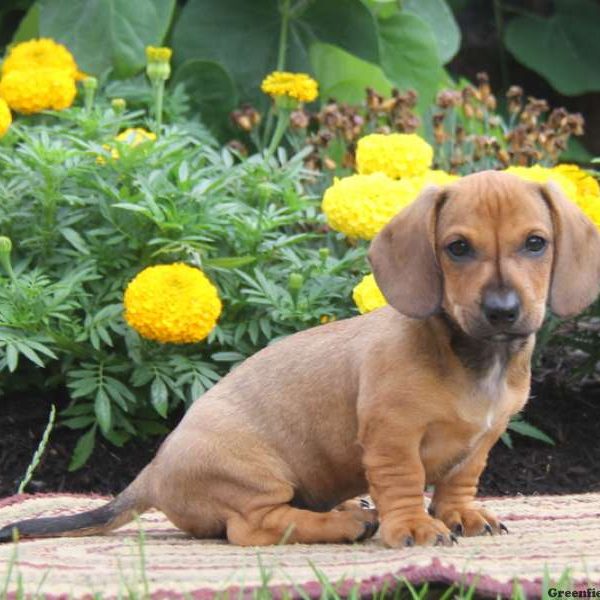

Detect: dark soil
[1, 377, 599, 499]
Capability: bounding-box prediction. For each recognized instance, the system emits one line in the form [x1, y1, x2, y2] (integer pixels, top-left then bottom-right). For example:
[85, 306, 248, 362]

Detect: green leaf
[171, 0, 380, 104]
[171, 60, 238, 133]
[13, 341, 45, 368]
[102, 429, 129, 447]
[12, 3, 40, 43]
[204, 255, 256, 269]
[61, 403, 94, 417]
[403, 0, 460, 64]
[150, 377, 168, 417]
[60, 227, 90, 255]
[504, 0, 600, 95]
[508, 420, 555, 446]
[211, 351, 246, 362]
[68, 426, 96, 471]
[300, 0, 379, 64]
[309, 42, 392, 105]
[500, 431, 513, 449]
[377, 12, 446, 107]
[38, 0, 176, 77]
[6, 345, 18, 373]
[62, 415, 96, 430]
[94, 388, 112, 434]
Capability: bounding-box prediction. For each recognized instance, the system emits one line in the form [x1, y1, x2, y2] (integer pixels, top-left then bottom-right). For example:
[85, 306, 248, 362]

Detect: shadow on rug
[0, 493, 599, 598]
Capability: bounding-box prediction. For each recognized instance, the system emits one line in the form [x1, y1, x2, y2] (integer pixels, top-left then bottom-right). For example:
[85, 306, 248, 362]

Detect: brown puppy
[2, 171, 600, 548]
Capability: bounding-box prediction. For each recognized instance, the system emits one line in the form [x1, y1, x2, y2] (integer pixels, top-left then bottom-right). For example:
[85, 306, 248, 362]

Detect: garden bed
[1, 377, 599, 499]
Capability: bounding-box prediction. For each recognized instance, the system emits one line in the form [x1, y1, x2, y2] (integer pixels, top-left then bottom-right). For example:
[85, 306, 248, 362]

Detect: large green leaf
[377, 12, 445, 107]
[403, 0, 460, 64]
[12, 2, 39, 43]
[38, 0, 176, 77]
[300, 0, 379, 64]
[309, 42, 392, 105]
[171, 59, 238, 134]
[504, 0, 600, 95]
[171, 0, 379, 104]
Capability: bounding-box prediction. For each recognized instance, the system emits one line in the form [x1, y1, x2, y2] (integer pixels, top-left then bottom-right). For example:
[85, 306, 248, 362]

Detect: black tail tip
[0, 526, 21, 544]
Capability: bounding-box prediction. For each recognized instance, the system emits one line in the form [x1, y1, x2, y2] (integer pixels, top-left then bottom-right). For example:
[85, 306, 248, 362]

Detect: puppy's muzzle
[478, 288, 527, 341]
[482, 289, 520, 327]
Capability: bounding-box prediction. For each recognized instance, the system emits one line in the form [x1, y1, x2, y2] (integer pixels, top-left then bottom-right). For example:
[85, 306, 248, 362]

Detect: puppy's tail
[0, 467, 152, 543]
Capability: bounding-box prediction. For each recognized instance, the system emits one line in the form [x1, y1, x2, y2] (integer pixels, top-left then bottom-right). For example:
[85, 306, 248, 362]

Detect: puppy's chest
[463, 357, 510, 430]
[422, 364, 517, 483]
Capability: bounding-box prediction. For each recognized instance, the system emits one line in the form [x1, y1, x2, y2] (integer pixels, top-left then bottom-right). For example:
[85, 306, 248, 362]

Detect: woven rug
[0, 493, 599, 598]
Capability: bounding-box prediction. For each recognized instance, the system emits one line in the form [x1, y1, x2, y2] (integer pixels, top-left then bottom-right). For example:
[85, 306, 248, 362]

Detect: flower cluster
[352, 274, 387, 314]
[507, 164, 600, 228]
[124, 263, 222, 344]
[261, 71, 318, 104]
[0, 38, 81, 114]
[0, 98, 12, 137]
[356, 133, 434, 179]
[431, 73, 585, 171]
[322, 173, 418, 240]
[115, 127, 157, 145]
[98, 127, 157, 163]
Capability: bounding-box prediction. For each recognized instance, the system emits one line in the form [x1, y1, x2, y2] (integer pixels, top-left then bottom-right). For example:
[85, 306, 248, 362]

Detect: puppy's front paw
[380, 514, 456, 547]
[431, 505, 507, 537]
[335, 498, 379, 542]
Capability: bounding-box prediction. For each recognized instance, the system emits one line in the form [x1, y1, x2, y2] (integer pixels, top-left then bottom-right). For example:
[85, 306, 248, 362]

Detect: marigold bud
[0, 236, 12, 254]
[288, 273, 304, 291]
[145, 46, 172, 82]
[111, 98, 126, 114]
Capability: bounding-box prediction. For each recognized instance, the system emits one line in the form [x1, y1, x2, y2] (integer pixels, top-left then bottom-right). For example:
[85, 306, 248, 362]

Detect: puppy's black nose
[482, 289, 520, 326]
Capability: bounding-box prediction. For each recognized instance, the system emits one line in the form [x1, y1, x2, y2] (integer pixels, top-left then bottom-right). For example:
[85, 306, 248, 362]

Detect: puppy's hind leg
[226, 502, 378, 546]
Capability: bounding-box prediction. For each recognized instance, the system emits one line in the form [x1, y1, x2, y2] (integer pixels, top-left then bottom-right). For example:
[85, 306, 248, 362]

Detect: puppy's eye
[524, 235, 547, 254]
[446, 239, 472, 259]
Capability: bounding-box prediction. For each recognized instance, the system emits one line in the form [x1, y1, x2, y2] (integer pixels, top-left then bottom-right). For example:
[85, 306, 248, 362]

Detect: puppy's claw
[452, 522, 464, 537]
[359, 498, 372, 509]
[483, 523, 493, 535]
[403, 535, 415, 547]
[356, 519, 379, 542]
[499, 522, 509, 534]
[449, 532, 459, 545]
[434, 534, 445, 546]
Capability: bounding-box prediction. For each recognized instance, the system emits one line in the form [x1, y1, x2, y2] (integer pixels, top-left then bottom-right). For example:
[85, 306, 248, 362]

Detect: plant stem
[265, 109, 289, 161]
[152, 81, 165, 136]
[277, 0, 291, 71]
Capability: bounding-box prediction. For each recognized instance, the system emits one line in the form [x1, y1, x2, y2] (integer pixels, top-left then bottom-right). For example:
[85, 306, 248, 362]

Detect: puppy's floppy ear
[540, 182, 600, 317]
[368, 185, 446, 318]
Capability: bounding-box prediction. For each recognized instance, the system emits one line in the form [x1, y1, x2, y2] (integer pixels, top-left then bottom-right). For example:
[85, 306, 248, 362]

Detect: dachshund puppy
[2, 171, 600, 547]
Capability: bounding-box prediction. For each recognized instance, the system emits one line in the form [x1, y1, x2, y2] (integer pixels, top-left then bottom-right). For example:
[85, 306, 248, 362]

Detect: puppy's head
[369, 170, 600, 341]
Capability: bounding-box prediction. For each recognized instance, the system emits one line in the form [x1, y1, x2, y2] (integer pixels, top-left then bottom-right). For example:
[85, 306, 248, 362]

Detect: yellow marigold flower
[2, 38, 85, 80]
[575, 194, 600, 229]
[261, 71, 318, 103]
[553, 164, 600, 228]
[124, 263, 222, 344]
[97, 128, 156, 164]
[412, 169, 460, 188]
[322, 173, 422, 240]
[353, 273, 387, 314]
[505, 165, 578, 202]
[553, 163, 600, 199]
[115, 127, 157, 145]
[0, 98, 12, 137]
[145, 46, 173, 62]
[356, 133, 434, 179]
[0, 67, 76, 114]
